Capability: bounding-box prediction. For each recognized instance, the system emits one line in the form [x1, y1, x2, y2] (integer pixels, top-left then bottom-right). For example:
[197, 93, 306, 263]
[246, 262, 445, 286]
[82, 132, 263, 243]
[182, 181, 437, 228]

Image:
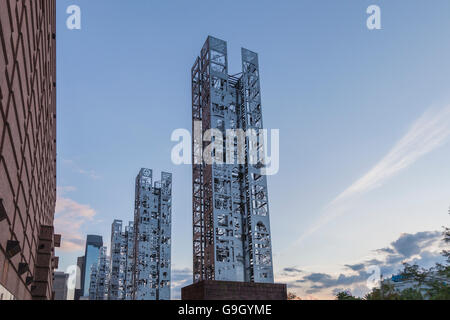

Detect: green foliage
[335, 291, 361, 300]
[425, 280, 450, 300]
[398, 288, 424, 300]
[364, 283, 401, 300]
[400, 264, 429, 287]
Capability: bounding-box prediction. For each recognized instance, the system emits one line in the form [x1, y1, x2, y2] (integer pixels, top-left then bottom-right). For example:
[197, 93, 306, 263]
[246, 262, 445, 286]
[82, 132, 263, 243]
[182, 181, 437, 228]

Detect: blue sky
[55, 0, 450, 299]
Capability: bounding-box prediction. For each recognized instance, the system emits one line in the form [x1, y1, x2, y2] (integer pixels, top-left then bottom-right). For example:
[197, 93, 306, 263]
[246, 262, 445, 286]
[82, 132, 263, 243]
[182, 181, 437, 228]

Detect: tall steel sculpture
[133, 169, 172, 300]
[109, 220, 130, 300]
[192, 36, 274, 284]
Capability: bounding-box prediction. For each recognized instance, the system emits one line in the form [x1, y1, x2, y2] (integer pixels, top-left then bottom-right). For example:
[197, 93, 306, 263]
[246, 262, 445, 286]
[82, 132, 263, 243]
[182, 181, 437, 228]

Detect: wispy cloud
[57, 186, 78, 195]
[294, 105, 450, 246]
[333, 105, 450, 203]
[171, 268, 192, 300]
[62, 158, 101, 180]
[54, 187, 97, 252]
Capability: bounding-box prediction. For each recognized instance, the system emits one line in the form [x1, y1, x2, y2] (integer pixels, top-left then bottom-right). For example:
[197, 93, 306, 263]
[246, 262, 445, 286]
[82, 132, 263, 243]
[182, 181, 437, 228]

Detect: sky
[55, 0, 450, 299]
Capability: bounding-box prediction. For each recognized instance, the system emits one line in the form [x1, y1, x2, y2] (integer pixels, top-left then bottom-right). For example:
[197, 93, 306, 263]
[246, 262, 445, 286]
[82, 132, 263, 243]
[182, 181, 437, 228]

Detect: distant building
[133, 169, 172, 300]
[81, 235, 103, 297]
[74, 256, 85, 300]
[0, 285, 15, 300]
[53, 272, 69, 300]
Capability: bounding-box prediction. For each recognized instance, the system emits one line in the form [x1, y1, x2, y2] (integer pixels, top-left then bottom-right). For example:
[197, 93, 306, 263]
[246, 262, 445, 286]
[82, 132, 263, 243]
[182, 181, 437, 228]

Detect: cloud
[283, 267, 303, 274]
[390, 231, 441, 257]
[171, 268, 192, 300]
[54, 187, 97, 252]
[376, 247, 395, 254]
[334, 105, 450, 203]
[377, 230, 444, 273]
[62, 159, 101, 180]
[345, 263, 365, 271]
[277, 267, 304, 281]
[282, 229, 446, 299]
[299, 272, 371, 293]
[294, 104, 450, 246]
[57, 186, 77, 195]
[365, 258, 383, 265]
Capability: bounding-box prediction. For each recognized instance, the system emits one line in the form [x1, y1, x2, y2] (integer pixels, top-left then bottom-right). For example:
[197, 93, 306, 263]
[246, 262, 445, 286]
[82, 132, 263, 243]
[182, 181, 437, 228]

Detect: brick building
[0, 0, 59, 300]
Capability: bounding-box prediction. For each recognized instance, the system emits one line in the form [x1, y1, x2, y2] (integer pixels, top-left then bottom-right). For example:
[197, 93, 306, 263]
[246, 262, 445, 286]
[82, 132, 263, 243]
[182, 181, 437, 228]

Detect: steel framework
[133, 169, 172, 300]
[191, 36, 274, 284]
[89, 246, 110, 300]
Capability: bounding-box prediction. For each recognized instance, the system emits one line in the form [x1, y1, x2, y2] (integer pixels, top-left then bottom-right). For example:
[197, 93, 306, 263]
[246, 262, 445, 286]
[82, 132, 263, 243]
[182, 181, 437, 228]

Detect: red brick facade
[182, 280, 287, 300]
[0, 0, 58, 300]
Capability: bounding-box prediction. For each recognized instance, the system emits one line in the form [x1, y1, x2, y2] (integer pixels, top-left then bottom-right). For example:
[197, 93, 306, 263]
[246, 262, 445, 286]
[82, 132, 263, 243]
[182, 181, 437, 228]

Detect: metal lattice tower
[109, 220, 131, 300]
[89, 246, 110, 300]
[191, 36, 274, 284]
[133, 169, 172, 300]
[124, 222, 135, 300]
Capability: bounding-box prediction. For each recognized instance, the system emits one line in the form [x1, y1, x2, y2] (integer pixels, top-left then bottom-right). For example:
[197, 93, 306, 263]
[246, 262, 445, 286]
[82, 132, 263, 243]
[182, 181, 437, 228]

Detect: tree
[398, 288, 423, 300]
[335, 291, 361, 300]
[400, 264, 429, 287]
[287, 292, 301, 300]
[425, 279, 450, 300]
[364, 282, 401, 300]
